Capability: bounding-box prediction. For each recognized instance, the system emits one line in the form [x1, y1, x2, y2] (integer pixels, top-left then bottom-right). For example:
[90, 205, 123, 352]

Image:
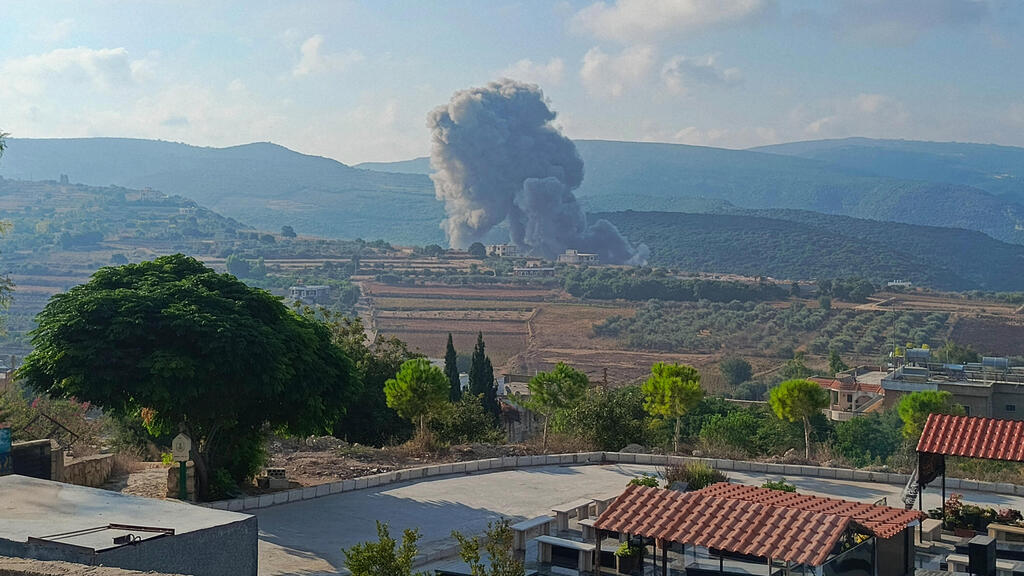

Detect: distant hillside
[359, 140, 1024, 245]
[355, 157, 432, 175]
[0, 138, 444, 245]
[753, 137, 1024, 204]
[595, 210, 1024, 291]
[5, 137, 1024, 246]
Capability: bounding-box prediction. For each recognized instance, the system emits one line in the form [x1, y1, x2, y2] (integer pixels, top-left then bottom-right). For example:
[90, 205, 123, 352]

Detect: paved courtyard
[256, 463, 1024, 576]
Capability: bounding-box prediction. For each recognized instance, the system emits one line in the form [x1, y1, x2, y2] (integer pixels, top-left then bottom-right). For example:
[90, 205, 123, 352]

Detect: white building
[487, 244, 520, 258]
[289, 285, 331, 304]
[556, 249, 599, 265]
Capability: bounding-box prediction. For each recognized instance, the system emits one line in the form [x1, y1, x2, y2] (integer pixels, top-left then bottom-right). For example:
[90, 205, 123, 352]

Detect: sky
[1, 0, 1022, 164]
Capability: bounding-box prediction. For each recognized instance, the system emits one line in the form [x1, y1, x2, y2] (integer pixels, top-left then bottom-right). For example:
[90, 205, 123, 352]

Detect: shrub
[663, 462, 728, 491]
[615, 541, 643, 558]
[429, 396, 505, 446]
[628, 474, 660, 488]
[762, 479, 796, 492]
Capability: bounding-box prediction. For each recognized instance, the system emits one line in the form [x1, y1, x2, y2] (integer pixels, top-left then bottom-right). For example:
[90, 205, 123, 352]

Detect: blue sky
[1, 0, 1022, 163]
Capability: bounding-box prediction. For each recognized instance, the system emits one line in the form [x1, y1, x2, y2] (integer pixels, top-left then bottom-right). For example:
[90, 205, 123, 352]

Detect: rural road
[254, 462, 1024, 576]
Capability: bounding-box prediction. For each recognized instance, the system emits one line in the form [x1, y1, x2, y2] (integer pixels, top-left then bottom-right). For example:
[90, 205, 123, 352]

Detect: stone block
[452, 463, 466, 474]
[732, 460, 750, 471]
[243, 496, 260, 510]
[464, 460, 478, 473]
[343, 479, 355, 491]
[783, 465, 801, 476]
[764, 464, 785, 475]
[852, 470, 872, 482]
[502, 456, 518, 468]
[439, 464, 454, 475]
[315, 484, 330, 497]
[559, 454, 574, 465]
[355, 477, 368, 489]
[366, 475, 380, 487]
[996, 483, 1016, 495]
[259, 494, 275, 508]
[209, 501, 229, 510]
[273, 491, 289, 505]
[330, 481, 345, 494]
[817, 467, 836, 479]
[227, 498, 245, 512]
[834, 468, 854, 481]
[961, 480, 979, 491]
[620, 453, 637, 464]
[516, 456, 531, 467]
[635, 454, 653, 465]
[946, 478, 961, 490]
[748, 462, 766, 473]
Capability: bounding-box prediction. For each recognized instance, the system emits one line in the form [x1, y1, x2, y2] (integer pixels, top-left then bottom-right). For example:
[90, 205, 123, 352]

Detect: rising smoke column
[428, 79, 648, 265]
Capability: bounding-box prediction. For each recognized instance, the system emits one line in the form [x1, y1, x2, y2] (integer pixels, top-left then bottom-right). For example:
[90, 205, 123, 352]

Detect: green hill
[4, 137, 1024, 246]
[594, 210, 1024, 291]
[753, 137, 1024, 204]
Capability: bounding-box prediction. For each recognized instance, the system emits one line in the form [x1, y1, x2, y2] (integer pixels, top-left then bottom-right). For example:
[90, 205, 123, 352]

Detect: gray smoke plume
[428, 79, 648, 265]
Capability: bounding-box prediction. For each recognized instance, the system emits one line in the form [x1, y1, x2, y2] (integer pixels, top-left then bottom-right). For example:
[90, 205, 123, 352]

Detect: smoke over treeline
[427, 79, 648, 265]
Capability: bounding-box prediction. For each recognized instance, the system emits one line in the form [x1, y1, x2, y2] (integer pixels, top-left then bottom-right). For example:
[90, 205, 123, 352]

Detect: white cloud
[1, 47, 145, 95]
[580, 45, 655, 98]
[499, 57, 565, 86]
[800, 93, 909, 138]
[660, 54, 742, 95]
[292, 34, 364, 77]
[571, 0, 769, 43]
[639, 124, 777, 148]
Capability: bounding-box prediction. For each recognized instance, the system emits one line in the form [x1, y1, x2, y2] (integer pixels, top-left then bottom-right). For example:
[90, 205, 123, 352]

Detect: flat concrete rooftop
[0, 475, 250, 545]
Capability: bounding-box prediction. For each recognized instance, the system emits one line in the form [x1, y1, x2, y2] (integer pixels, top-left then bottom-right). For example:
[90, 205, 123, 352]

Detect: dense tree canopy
[468, 332, 498, 418]
[525, 362, 589, 449]
[719, 356, 752, 387]
[384, 358, 449, 433]
[445, 333, 461, 402]
[642, 362, 704, 452]
[897, 390, 965, 439]
[17, 254, 356, 498]
[769, 379, 829, 459]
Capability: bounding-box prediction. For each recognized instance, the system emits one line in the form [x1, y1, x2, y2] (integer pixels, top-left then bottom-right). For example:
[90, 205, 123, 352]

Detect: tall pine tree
[468, 332, 499, 419]
[444, 333, 461, 401]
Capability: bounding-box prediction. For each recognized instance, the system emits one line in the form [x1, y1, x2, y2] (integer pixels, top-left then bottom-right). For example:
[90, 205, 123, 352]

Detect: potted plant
[615, 540, 643, 574]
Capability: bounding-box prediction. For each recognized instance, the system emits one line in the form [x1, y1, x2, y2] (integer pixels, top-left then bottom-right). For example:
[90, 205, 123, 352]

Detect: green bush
[663, 462, 728, 491]
[615, 541, 643, 558]
[762, 479, 796, 492]
[554, 385, 651, 451]
[429, 396, 505, 446]
[628, 474, 660, 488]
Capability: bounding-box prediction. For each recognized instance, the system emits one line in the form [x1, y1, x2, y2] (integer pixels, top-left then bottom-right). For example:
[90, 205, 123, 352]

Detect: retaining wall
[62, 453, 115, 488]
[202, 452, 1024, 513]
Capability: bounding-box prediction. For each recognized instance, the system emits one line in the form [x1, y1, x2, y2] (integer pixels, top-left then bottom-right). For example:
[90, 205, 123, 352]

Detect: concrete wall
[202, 451, 1024, 513]
[0, 517, 256, 576]
[62, 454, 114, 488]
[10, 441, 61, 482]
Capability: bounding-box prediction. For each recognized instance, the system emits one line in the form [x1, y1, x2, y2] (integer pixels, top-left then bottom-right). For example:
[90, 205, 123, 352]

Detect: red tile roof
[698, 483, 923, 539]
[594, 485, 849, 566]
[917, 413, 1024, 462]
[594, 484, 924, 566]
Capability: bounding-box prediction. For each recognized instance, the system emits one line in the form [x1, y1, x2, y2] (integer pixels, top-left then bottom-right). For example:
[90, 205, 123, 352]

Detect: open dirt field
[951, 316, 1024, 356]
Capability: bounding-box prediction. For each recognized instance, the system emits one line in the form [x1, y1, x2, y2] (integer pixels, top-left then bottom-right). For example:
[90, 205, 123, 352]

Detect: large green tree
[445, 333, 461, 402]
[468, 332, 498, 418]
[897, 390, 965, 439]
[524, 362, 589, 450]
[768, 379, 829, 459]
[719, 356, 752, 387]
[384, 358, 449, 434]
[641, 362, 704, 452]
[17, 254, 356, 499]
[306, 311, 417, 445]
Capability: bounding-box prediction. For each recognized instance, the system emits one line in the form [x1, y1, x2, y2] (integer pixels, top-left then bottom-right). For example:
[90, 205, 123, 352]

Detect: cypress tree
[469, 332, 499, 419]
[445, 333, 461, 401]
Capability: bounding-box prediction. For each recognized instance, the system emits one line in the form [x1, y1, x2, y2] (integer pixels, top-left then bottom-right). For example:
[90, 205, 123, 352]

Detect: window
[1007, 404, 1017, 413]
[846, 394, 853, 404]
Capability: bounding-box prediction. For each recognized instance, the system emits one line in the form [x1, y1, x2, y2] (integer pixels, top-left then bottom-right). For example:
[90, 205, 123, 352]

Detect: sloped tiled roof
[698, 483, 923, 539]
[917, 413, 1024, 462]
[593, 485, 849, 566]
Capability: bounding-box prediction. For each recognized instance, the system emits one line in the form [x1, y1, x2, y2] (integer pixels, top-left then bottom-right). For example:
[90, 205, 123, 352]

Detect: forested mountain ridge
[753, 137, 1024, 204]
[4, 137, 1024, 246]
[595, 210, 1024, 291]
